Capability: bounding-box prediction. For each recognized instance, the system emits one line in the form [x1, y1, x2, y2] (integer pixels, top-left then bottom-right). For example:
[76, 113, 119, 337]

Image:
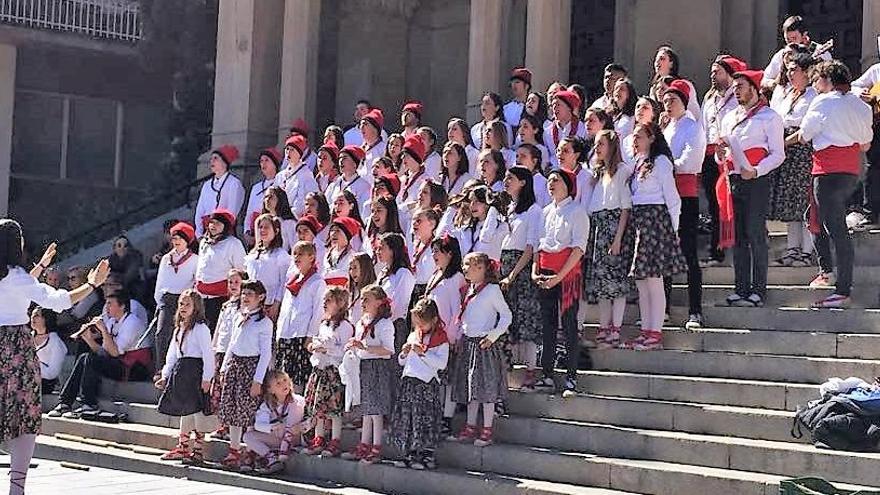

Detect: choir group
[2, 14, 878, 494]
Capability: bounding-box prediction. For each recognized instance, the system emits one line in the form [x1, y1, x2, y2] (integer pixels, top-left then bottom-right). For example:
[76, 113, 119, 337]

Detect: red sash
[324, 277, 348, 287]
[715, 147, 768, 249]
[812, 144, 861, 176]
[286, 265, 317, 296]
[674, 175, 699, 198]
[537, 248, 581, 313]
[197, 279, 229, 297]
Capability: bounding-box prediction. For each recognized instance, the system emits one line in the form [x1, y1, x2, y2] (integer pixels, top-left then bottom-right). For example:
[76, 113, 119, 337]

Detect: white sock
[331, 417, 343, 440]
[598, 299, 612, 328]
[443, 386, 456, 418]
[229, 426, 243, 450]
[521, 341, 538, 369]
[360, 416, 372, 445]
[787, 222, 802, 250]
[466, 401, 479, 426]
[314, 418, 326, 439]
[371, 415, 383, 446]
[481, 403, 495, 428]
[635, 279, 652, 331]
[612, 297, 626, 328]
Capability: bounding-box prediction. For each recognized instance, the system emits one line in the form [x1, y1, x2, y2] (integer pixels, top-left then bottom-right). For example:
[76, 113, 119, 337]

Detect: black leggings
[538, 276, 580, 380]
[814, 173, 859, 296]
[701, 153, 724, 260]
[665, 197, 702, 315]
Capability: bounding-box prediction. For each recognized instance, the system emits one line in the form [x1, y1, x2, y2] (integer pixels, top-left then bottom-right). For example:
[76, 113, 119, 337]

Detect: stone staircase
[35, 228, 880, 494]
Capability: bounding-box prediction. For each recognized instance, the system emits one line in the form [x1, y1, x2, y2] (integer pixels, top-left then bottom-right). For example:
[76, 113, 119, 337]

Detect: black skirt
[158, 357, 207, 417]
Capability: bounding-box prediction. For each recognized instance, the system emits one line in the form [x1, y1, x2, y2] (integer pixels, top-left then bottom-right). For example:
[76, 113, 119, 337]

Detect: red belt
[537, 248, 581, 313]
[197, 279, 229, 297]
[812, 144, 860, 176]
[674, 174, 699, 198]
[324, 277, 348, 288]
[716, 147, 768, 249]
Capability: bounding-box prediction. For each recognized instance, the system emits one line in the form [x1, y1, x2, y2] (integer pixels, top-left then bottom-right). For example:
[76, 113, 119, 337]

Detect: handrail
[0, 0, 142, 42]
[55, 164, 257, 255]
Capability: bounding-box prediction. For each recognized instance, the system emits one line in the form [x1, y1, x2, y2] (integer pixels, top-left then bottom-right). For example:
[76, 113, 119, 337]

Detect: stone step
[665, 306, 880, 333]
[668, 284, 875, 307]
[34, 435, 630, 495]
[707, 228, 880, 265]
[38, 415, 880, 495]
[582, 325, 880, 359]
[697, 266, 880, 286]
[563, 370, 817, 412]
[588, 348, 880, 383]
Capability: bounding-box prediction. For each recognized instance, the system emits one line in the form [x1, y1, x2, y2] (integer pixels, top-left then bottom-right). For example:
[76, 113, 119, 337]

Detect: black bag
[792, 396, 880, 452]
[157, 357, 207, 417]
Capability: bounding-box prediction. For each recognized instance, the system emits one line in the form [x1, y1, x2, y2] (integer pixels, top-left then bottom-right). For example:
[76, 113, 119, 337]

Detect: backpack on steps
[792, 396, 880, 452]
[779, 477, 880, 495]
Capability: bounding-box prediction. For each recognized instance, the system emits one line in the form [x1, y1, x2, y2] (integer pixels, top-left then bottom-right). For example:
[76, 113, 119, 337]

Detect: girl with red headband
[153, 222, 198, 373]
[195, 208, 246, 330]
[450, 252, 512, 447]
[341, 284, 395, 464]
[390, 297, 449, 470]
[244, 215, 291, 322]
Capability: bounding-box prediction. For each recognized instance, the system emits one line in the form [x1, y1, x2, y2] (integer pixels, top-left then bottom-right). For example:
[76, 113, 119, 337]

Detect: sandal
[305, 436, 326, 456]
[473, 426, 494, 447]
[321, 438, 342, 457]
[182, 432, 205, 465]
[359, 444, 382, 465]
[340, 442, 369, 461]
[221, 447, 241, 470]
[257, 452, 285, 475]
[455, 424, 478, 442]
[160, 434, 191, 461]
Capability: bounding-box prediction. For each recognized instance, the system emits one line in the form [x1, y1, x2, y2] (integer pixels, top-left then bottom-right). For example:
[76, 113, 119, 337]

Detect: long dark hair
[379, 232, 412, 276]
[262, 186, 296, 220]
[448, 118, 475, 148]
[367, 195, 403, 238]
[634, 122, 674, 179]
[430, 234, 463, 281]
[482, 92, 504, 120]
[441, 142, 470, 182]
[335, 189, 365, 227]
[467, 185, 508, 230]
[240, 279, 268, 322]
[305, 191, 332, 226]
[480, 149, 507, 186]
[520, 91, 548, 123]
[252, 214, 284, 255]
[0, 219, 25, 281]
[519, 114, 546, 145]
[506, 166, 536, 214]
[613, 78, 637, 117]
[652, 45, 681, 84]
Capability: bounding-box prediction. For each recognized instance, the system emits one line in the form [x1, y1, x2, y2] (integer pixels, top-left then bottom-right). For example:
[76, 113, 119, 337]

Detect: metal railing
[0, 0, 141, 41]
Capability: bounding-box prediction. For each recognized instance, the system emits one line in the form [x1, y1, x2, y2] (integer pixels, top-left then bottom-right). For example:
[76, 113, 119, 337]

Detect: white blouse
[543, 120, 587, 169]
[800, 91, 873, 151]
[245, 178, 274, 234]
[278, 161, 319, 218]
[424, 272, 465, 343]
[532, 172, 552, 208]
[310, 320, 355, 369]
[614, 114, 635, 140]
[35, 332, 67, 381]
[361, 138, 386, 181]
[770, 85, 818, 129]
[459, 283, 511, 342]
[399, 333, 449, 383]
[253, 394, 305, 435]
[538, 197, 590, 253]
[276, 273, 326, 340]
[589, 163, 634, 213]
[718, 105, 785, 177]
[0, 267, 72, 326]
[244, 248, 291, 306]
[442, 172, 473, 197]
[424, 151, 443, 181]
[629, 155, 682, 231]
[212, 300, 239, 353]
[194, 172, 246, 237]
[461, 207, 505, 261]
[663, 115, 707, 175]
[154, 250, 198, 304]
[162, 322, 215, 382]
[196, 237, 246, 286]
[221, 311, 274, 383]
[322, 247, 354, 284]
[409, 239, 437, 284]
[379, 267, 416, 321]
[501, 203, 542, 252]
[330, 173, 372, 212]
[354, 316, 395, 360]
[279, 219, 298, 254]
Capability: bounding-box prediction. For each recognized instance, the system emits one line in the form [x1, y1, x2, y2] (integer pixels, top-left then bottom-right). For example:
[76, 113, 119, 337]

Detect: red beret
[403, 134, 427, 163]
[212, 145, 240, 166]
[318, 138, 340, 162]
[259, 147, 282, 168]
[361, 108, 385, 132]
[553, 90, 582, 112]
[402, 101, 424, 118]
[296, 214, 324, 236]
[209, 208, 236, 235]
[665, 79, 691, 106]
[289, 118, 310, 137]
[331, 216, 361, 240]
[169, 222, 196, 243]
[716, 56, 748, 76]
[284, 134, 307, 157]
[733, 69, 764, 92]
[510, 67, 533, 85]
[377, 173, 401, 197]
[340, 144, 366, 164]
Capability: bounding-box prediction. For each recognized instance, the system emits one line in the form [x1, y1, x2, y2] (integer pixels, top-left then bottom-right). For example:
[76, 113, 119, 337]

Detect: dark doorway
[780, 0, 863, 74]
[569, 0, 616, 103]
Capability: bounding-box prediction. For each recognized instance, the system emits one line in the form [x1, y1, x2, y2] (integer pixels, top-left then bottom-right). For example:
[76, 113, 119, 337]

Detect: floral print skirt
[1, 325, 42, 442]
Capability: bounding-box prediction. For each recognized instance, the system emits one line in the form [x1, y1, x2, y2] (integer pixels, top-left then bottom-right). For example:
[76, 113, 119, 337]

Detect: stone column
[0, 43, 14, 216]
[278, 0, 321, 144]
[466, 0, 503, 123]
[210, 0, 284, 177]
[862, 0, 880, 71]
[525, 0, 572, 92]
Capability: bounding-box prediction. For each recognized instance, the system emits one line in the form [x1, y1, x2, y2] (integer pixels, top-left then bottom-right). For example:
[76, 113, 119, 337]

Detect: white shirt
[630, 155, 682, 231]
[398, 170, 430, 207]
[543, 120, 587, 169]
[471, 120, 514, 150]
[194, 173, 246, 237]
[590, 94, 611, 110]
[0, 267, 72, 326]
[442, 172, 473, 197]
[278, 161, 319, 218]
[330, 173, 372, 211]
[589, 163, 634, 213]
[770, 85, 817, 128]
[343, 126, 363, 147]
[221, 311, 273, 383]
[253, 394, 305, 435]
[503, 100, 525, 128]
[102, 300, 148, 330]
[161, 322, 215, 382]
[532, 172, 551, 208]
[701, 86, 738, 146]
[456, 207, 504, 261]
[464, 144, 481, 176]
[106, 312, 148, 354]
[276, 272, 326, 339]
[196, 237, 246, 286]
[424, 272, 465, 343]
[501, 203, 542, 252]
[399, 334, 449, 383]
[424, 151, 443, 181]
[763, 46, 832, 86]
[279, 219, 297, 254]
[244, 178, 275, 234]
[719, 105, 786, 177]
[379, 267, 416, 321]
[663, 115, 707, 175]
[538, 197, 590, 253]
[800, 91, 873, 151]
[153, 249, 197, 304]
[852, 63, 880, 92]
[322, 247, 354, 283]
[409, 240, 436, 284]
[36, 332, 67, 381]
[212, 301, 239, 353]
[459, 283, 511, 342]
[310, 320, 355, 369]
[680, 80, 703, 123]
[361, 138, 386, 180]
[573, 166, 595, 211]
[614, 114, 635, 140]
[354, 316, 395, 360]
[245, 248, 291, 305]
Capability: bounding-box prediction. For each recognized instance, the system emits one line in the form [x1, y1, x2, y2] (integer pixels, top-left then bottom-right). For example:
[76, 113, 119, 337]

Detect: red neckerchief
[412, 240, 429, 268]
[458, 282, 488, 319]
[401, 168, 425, 201]
[360, 315, 384, 340]
[286, 264, 317, 296]
[551, 120, 578, 147]
[425, 270, 444, 296]
[731, 100, 768, 132]
[169, 249, 194, 273]
[417, 319, 448, 350]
